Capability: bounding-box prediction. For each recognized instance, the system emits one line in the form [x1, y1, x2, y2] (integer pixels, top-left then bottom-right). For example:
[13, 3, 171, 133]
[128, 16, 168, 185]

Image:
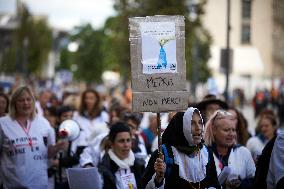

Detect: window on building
[242, 0, 251, 19]
[241, 24, 251, 44]
[241, 0, 251, 44]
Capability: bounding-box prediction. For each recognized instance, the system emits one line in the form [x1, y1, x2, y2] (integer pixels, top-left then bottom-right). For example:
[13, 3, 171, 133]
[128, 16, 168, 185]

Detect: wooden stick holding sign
[129, 15, 188, 158]
[157, 112, 162, 158]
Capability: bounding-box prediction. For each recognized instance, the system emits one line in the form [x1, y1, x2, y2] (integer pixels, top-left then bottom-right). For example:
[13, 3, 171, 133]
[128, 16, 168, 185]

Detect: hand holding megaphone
[58, 119, 80, 141]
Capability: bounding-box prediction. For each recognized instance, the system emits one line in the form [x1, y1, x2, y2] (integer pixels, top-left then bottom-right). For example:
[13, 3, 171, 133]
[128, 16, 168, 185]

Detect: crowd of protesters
[252, 86, 284, 126]
[0, 81, 284, 189]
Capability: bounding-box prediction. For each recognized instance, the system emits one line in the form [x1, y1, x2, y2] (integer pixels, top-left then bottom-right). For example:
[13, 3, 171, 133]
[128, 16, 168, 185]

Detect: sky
[0, 0, 116, 30]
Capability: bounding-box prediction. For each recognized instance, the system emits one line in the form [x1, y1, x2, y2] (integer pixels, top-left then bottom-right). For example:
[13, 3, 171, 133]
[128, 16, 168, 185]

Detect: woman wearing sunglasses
[204, 110, 255, 189]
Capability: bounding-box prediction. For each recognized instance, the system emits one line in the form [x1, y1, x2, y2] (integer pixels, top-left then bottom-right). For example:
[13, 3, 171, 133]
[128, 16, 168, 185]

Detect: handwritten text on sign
[142, 97, 180, 106]
[129, 16, 186, 112]
[146, 77, 174, 88]
[132, 91, 188, 112]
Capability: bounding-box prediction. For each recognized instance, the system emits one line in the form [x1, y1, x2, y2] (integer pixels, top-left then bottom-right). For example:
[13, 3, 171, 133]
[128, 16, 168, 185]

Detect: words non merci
[142, 97, 181, 106]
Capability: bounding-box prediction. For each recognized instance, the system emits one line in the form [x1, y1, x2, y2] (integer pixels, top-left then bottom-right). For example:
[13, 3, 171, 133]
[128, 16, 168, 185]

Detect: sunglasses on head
[212, 109, 234, 122]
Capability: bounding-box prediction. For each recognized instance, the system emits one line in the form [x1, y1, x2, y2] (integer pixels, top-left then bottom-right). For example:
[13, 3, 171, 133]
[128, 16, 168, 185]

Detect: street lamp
[224, 0, 231, 103]
[187, 0, 199, 101]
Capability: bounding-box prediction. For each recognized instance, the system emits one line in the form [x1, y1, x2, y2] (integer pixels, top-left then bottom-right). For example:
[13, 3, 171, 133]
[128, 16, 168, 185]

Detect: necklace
[183, 149, 201, 189]
[218, 154, 224, 169]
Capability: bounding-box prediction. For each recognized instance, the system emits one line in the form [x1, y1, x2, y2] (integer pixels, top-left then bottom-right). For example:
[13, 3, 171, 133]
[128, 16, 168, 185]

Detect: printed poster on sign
[140, 22, 177, 74]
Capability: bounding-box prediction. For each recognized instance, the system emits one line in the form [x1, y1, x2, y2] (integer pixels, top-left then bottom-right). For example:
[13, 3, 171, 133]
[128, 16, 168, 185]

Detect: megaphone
[58, 119, 80, 141]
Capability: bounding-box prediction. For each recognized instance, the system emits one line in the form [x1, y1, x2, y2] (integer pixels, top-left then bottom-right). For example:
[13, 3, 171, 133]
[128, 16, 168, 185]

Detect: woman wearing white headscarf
[142, 107, 220, 189]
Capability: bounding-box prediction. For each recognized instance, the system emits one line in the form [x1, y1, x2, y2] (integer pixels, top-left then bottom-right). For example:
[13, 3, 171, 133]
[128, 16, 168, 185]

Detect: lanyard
[218, 154, 224, 170]
[17, 119, 33, 148]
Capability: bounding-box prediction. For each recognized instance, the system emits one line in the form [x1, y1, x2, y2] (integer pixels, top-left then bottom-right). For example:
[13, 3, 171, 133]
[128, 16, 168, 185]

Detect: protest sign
[129, 15, 188, 112]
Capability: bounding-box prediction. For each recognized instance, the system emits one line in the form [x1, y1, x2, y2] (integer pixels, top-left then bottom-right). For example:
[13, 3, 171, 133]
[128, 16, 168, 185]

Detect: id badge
[120, 173, 137, 189]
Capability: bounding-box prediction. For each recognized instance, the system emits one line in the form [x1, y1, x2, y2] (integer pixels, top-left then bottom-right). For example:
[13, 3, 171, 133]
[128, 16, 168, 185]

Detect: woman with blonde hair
[0, 85, 67, 189]
[204, 110, 255, 189]
[227, 107, 250, 146]
[0, 92, 9, 117]
[246, 113, 277, 162]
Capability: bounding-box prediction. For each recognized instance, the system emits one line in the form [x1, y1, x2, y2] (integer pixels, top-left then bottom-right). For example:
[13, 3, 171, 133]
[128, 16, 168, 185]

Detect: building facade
[202, 0, 283, 98]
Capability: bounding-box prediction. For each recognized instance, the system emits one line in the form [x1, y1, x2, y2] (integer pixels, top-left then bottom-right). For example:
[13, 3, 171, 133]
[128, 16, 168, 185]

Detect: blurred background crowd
[1, 0, 284, 188]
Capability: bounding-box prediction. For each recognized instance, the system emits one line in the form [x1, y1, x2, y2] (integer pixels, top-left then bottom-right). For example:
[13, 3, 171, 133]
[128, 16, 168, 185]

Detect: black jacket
[254, 136, 276, 189]
[142, 145, 220, 189]
[98, 153, 145, 189]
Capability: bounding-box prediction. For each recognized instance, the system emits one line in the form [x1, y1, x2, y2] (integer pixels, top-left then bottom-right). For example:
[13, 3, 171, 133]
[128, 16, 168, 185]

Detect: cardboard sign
[132, 91, 188, 112]
[129, 15, 188, 112]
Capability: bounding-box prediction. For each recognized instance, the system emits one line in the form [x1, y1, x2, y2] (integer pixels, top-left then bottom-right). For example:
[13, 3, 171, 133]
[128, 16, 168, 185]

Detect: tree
[57, 0, 212, 84]
[103, 15, 132, 78]
[0, 3, 52, 77]
[57, 48, 72, 70]
[27, 19, 52, 76]
[104, 0, 212, 82]
[69, 24, 105, 84]
[0, 48, 17, 74]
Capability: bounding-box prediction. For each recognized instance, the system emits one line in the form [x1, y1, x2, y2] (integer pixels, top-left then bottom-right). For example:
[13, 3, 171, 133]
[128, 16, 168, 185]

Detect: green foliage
[103, 15, 131, 77]
[1, 4, 52, 77]
[105, 0, 212, 82]
[58, 0, 212, 83]
[57, 48, 72, 70]
[0, 47, 17, 74]
[69, 24, 105, 84]
[27, 19, 52, 75]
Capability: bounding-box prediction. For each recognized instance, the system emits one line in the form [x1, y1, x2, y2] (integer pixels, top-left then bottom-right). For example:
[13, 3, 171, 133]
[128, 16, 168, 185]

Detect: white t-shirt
[35, 101, 44, 116]
[0, 115, 55, 189]
[71, 111, 109, 154]
[79, 132, 108, 167]
[213, 146, 255, 180]
[246, 136, 265, 161]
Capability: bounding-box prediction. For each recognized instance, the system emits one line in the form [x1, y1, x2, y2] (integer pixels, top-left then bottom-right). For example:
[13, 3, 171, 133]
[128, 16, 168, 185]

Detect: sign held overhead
[129, 15, 188, 112]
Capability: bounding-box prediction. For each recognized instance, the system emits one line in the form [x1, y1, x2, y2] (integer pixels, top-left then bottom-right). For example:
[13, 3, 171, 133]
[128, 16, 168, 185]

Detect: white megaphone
[58, 119, 80, 141]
